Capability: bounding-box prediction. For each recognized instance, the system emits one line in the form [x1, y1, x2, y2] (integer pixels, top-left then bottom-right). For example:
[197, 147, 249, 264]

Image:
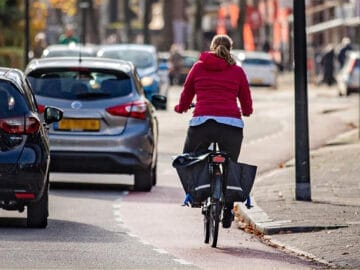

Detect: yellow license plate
[251, 78, 263, 84]
[57, 119, 100, 131]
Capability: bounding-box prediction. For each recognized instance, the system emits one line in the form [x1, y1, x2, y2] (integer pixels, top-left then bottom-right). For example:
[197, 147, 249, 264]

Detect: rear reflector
[212, 155, 226, 163]
[15, 193, 35, 199]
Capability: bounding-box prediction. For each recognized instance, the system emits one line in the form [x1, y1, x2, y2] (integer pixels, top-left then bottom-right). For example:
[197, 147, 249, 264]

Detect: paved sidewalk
[235, 129, 360, 269]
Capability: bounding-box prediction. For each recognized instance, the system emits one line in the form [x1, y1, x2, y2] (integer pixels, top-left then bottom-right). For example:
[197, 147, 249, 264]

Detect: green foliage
[0, 47, 24, 69]
[0, 0, 24, 47]
[0, 0, 23, 27]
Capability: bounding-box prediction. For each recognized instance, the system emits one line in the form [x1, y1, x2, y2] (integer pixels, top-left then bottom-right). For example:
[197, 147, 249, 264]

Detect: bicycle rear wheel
[209, 200, 222, 248]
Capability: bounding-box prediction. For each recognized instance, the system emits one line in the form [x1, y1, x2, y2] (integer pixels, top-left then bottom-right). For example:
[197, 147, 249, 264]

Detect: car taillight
[37, 104, 45, 113]
[0, 116, 40, 134]
[106, 101, 147, 120]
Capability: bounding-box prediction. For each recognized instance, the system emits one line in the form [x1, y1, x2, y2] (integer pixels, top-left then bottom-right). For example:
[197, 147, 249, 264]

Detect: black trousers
[183, 119, 244, 162]
[183, 120, 244, 210]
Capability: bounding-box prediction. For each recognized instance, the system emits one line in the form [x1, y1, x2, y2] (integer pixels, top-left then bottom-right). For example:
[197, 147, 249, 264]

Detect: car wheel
[152, 164, 157, 186]
[27, 181, 49, 228]
[134, 167, 153, 192]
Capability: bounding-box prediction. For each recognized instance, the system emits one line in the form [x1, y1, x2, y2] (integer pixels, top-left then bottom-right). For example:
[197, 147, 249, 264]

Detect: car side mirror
[151, 94, 167, 110]
[44, 106, 63, 124]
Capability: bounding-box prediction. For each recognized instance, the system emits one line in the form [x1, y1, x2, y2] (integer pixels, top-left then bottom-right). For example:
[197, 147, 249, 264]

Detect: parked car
[97, 44, 164, 106]
[337, 51, 360, 96]
[167, 50, 199, 85]
[41, 44, 98, 58]
[0, 67, 63, 228]
[25, 57, 166, 191]
[232, 50, 278, 88]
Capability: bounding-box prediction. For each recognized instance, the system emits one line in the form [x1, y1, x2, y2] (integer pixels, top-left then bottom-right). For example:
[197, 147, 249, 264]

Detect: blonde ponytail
[210, 34, 236, 65]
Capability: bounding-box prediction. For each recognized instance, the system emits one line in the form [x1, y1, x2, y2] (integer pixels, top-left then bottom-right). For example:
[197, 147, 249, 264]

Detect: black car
[0, 67, 62, 228]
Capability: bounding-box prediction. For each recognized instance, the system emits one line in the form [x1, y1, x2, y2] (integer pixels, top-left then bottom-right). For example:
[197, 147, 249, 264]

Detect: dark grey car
[0, 67, 62, 228]
[25, 57, 166, 191]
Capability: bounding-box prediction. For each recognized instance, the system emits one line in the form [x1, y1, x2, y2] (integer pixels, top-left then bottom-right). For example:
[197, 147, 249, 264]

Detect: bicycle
[173, 106, 256, 248]
[198, 142, 228, 247]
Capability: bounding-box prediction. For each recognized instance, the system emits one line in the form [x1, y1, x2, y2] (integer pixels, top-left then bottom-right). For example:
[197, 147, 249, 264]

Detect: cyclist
[174, 34, 253, 228]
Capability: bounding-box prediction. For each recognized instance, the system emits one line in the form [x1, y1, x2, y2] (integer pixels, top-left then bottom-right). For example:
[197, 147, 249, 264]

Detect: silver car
[232, 50, 278, 89]
[25, 57, 166, 191]
[337, 51, 360, 96]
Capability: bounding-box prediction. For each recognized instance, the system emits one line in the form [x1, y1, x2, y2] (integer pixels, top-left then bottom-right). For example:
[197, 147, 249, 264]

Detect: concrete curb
[235, 200, 348, 235]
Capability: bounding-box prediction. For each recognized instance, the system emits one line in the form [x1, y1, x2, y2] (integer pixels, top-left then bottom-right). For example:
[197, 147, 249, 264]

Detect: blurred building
[306, 0, 360, 81]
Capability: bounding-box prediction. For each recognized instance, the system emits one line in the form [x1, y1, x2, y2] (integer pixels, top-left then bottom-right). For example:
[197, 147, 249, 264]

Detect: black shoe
[222, 207, 234, 228]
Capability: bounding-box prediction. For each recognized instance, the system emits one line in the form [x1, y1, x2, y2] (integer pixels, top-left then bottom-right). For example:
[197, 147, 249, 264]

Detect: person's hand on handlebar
[174, 103, 194, 114]
[174, 104, 185, 113]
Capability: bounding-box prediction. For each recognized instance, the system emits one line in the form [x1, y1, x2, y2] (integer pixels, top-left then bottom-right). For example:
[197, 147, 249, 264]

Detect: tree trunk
[143, 0, 152, 44]
[124, 0, 133, 42]
[235, 0, 246, 50]
[193, 0, 204, 51]
[162, 0, 173, 50]
[88, 0, 100, 44]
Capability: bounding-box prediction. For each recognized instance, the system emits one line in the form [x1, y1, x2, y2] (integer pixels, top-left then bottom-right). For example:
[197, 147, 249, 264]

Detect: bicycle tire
[203, 210, 210, 243]
[209, 200, 221, 248]
[202, 198, 211, 243]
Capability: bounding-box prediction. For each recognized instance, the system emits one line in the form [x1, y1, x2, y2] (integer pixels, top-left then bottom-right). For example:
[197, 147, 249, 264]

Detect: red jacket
[175, 51, 253, 118]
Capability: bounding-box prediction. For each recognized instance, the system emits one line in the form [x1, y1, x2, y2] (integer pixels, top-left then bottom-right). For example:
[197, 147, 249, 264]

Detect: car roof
[347, 50, 360, 58]
[0, 67, 25, 90]
[41, 44, 98, 57]
[25, 57, 135, 74]
[98, 43, 157, 54]
[232, 50, 272, 61]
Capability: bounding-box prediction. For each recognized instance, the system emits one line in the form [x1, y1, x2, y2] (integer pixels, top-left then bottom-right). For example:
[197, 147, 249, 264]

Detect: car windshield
[101, 50, 156, 69]
[27, 69, 133, 100]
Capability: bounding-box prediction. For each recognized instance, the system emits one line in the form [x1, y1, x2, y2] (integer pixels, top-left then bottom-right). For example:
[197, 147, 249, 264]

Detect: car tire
[27, 181, 49, 229]
[134, 167, 152, 192]
[152, 164, 157, 186]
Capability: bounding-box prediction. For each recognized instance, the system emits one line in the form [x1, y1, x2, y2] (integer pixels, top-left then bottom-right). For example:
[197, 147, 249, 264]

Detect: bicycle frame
[202, 142, 228, 248]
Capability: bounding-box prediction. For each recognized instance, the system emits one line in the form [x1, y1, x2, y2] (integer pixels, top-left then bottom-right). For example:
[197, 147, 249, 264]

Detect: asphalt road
[0, 78, 358, 269]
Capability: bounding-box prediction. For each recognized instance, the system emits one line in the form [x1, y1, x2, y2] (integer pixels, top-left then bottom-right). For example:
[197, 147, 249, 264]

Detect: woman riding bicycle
[174, 34, 253, 228]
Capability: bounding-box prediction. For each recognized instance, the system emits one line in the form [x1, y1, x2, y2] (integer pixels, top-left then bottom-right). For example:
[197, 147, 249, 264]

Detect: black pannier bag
[172, 153, 257, 203]
[172, 153, 211, 203]
[225, 160, 257, 202]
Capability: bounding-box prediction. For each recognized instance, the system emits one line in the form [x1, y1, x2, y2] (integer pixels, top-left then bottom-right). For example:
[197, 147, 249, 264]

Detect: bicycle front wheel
[202, 198, 210, 243]
[209, 200, 222, 248]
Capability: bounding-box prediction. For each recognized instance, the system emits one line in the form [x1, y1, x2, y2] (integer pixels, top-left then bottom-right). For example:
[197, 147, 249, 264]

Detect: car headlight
[141, 76, 154, 87]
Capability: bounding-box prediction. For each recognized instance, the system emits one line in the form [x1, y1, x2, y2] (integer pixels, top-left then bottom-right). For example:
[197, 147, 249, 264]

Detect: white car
[232, 50, 278, 89]
[337, 51, 360, 96]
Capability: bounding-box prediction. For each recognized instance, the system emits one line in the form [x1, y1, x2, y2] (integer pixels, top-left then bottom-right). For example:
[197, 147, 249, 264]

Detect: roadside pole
[80, 0, 90, 45]
[293, 0, 311, 201]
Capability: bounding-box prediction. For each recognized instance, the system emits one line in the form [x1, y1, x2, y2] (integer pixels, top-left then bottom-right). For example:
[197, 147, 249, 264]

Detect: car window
[183, 56, 197, 67]
[101, 50, 156, 69]
[243, 58, 273, 65]
[0, 81, 28, 118]
[27, 69, 133, 100]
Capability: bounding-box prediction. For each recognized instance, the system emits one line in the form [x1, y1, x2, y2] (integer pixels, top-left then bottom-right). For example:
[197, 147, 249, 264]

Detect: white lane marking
[173, 259, 193, 265]
[127, 233, 138, 238]
[139, 240, 150, 245]
[153, 248, 168, 254]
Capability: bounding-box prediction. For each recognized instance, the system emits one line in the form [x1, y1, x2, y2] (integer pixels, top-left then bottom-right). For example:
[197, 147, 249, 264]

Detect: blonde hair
[209, 34, 235, 65]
